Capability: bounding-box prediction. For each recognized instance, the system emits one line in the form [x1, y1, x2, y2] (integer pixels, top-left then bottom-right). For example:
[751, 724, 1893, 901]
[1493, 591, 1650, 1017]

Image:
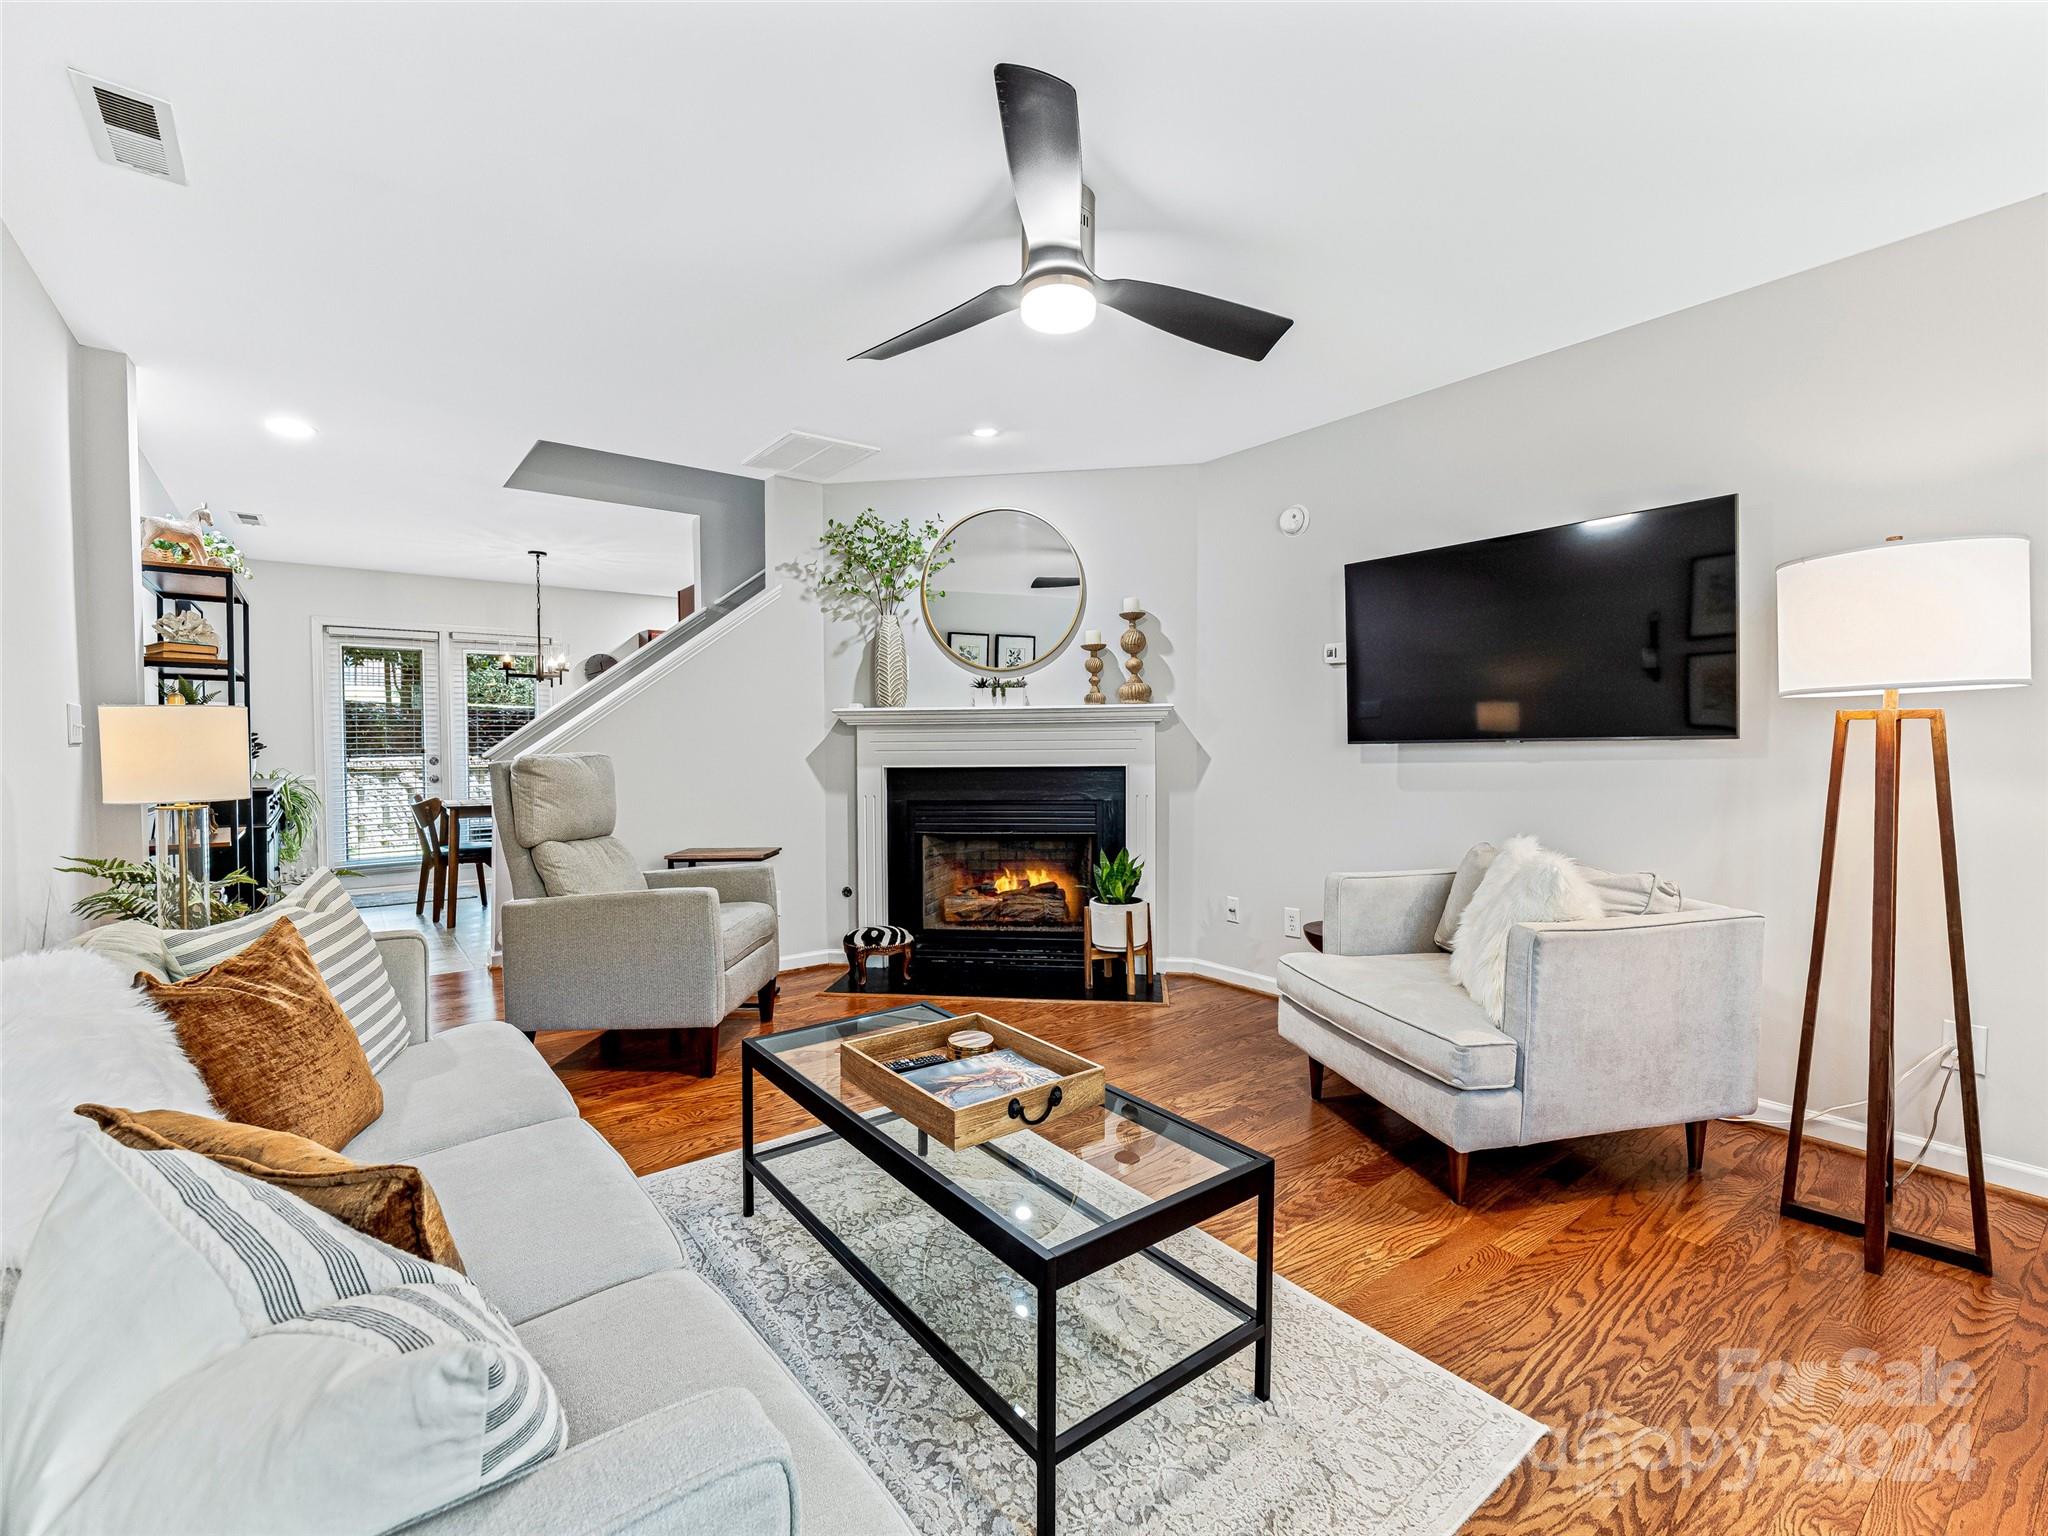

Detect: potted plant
[816, 509, 949, 707]
[1089, 847, 1148, 949]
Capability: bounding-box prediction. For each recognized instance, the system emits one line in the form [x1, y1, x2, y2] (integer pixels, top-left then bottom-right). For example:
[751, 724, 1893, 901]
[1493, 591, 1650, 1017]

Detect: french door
[321, 629, 545, 870]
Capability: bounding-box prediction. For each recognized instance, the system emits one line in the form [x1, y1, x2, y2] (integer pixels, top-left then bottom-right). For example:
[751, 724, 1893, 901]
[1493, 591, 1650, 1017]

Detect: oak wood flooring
[432, 965, 2044, 1534]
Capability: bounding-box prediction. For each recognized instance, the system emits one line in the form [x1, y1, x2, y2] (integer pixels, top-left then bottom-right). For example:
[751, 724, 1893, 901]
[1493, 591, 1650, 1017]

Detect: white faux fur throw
[1447, 836, 1604, 1024]
[0, 948, 218, 1270]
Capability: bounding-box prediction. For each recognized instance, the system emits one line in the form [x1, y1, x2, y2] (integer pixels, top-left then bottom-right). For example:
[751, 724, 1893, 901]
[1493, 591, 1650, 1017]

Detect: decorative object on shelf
[256, 770, 323, 882]
[874, 611, 908, 707]
[969, 676, 1027, 706]
[145, 606, 221, 665]
[497, 551, 570, 685]
[140, 512, 215, 569]
[96, 704, 254, 929]
[818, 508, 949, 708]
[161, 678, 218, 707]
[1117, 601, 1153, 703]
[922, 508, 1083, 678]
[1080, 633, 1108, 703]
[946, 1028, 994, 1058]
[1776, 533, 2031, 1278]
[1085, 847, 1153, 995]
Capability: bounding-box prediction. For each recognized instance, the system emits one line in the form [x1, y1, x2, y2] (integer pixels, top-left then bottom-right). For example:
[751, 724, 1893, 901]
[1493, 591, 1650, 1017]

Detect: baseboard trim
[1160, 956, 1279, 996]
[779, 950, 844, 974]
[1745, 1097, 2048, 1202]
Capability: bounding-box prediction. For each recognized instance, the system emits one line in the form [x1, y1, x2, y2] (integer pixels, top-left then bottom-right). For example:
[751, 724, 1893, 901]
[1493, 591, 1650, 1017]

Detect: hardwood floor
[432, 964, 2046, 1534]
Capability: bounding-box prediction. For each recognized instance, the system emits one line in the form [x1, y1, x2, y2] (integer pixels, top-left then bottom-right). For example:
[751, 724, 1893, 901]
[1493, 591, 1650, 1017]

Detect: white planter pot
[1088, 899, 1149, 949]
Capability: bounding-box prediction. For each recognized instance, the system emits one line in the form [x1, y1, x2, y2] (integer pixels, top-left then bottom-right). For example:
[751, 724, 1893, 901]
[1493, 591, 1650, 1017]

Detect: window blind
[322, 628, 442, 867]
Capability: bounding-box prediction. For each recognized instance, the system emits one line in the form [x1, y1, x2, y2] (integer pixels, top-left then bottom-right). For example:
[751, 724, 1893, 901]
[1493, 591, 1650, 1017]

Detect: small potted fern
[1088, 847, 1148, 950]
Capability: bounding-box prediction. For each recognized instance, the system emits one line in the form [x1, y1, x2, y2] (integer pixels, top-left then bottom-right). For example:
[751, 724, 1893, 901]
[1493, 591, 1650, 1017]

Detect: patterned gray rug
[644, 1131, 1541, 1535]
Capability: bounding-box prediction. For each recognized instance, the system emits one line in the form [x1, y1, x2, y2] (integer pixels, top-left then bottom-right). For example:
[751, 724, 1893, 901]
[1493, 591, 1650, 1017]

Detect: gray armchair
[1278, 863, 1762, 1202]
[491, 754, 779, 1074]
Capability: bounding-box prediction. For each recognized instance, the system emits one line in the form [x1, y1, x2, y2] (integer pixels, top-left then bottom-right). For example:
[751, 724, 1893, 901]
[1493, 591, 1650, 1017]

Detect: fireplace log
[940, 886, 1072, 925]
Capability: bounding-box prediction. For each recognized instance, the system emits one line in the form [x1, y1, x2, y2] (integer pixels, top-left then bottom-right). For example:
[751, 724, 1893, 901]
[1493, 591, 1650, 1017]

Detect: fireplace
[887, 766, 1124, 977]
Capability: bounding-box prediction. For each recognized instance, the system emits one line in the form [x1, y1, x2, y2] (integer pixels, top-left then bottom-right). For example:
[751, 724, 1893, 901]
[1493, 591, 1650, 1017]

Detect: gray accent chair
[491, 753, 780, 1074]
[1278, 866, 1762, 1203]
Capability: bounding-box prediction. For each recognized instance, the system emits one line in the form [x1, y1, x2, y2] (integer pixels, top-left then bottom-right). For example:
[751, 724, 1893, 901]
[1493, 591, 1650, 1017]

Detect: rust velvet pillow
[139, 917, 383, 1150]
[75, 1104, 463, 1270]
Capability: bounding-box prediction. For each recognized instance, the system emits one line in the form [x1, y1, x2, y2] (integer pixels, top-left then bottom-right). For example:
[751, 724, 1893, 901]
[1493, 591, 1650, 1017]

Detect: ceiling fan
[852, 63, 1294, 363]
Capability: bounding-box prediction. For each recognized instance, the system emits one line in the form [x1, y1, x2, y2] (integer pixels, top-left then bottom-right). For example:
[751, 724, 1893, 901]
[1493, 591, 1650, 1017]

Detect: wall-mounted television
[1344, 495, 1738, 743]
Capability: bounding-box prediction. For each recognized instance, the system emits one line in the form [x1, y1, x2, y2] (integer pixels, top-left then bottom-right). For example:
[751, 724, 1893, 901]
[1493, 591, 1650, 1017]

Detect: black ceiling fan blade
[1097, 278, 1294, 361]
[993, 63, 1084, 259]
[851, 281, 1024, 360]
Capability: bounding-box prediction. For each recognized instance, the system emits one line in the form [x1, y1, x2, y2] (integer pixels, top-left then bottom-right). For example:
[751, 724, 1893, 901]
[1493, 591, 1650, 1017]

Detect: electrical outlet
[1323, 642, 1345, 666]
[1283, 906, 1303, 938]
[1224, 895, 1240, 924]
[1940, 1021, 1989, 1078]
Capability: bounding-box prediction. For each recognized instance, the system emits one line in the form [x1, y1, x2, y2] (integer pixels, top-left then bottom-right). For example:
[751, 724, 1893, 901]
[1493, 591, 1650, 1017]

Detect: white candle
[1083, 629, 1102, 645]
[1121, 596, 1142, 613]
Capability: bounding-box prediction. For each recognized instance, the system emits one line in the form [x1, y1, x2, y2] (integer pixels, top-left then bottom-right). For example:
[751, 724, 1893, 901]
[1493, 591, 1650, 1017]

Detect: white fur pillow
[1447, 836, 1605, 1023]
[0, 949, 218, 1269]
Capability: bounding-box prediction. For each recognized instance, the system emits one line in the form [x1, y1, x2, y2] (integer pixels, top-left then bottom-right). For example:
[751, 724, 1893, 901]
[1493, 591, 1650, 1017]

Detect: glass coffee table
[742, 1004, 1274, 1535]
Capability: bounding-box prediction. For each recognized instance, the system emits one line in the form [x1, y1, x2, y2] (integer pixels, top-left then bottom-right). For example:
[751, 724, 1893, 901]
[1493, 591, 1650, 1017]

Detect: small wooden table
[439, 800, 493, 928]
[1303, 920, 1325, 952]
[664, 846, 782, 868]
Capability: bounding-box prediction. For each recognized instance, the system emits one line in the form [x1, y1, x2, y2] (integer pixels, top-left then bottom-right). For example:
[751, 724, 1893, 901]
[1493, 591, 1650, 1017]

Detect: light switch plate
[1225, 895, 1240, 924]
[1323, 642, 1345, 666]
[66, 703, 83, 746]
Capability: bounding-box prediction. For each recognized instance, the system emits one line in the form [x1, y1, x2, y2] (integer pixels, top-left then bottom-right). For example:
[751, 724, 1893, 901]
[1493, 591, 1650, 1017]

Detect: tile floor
[359, 891, 493, 975]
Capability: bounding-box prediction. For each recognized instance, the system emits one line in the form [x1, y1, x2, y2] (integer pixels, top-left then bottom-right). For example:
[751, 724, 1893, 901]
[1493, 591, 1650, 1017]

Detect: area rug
[643, 1131, 1541, 1535]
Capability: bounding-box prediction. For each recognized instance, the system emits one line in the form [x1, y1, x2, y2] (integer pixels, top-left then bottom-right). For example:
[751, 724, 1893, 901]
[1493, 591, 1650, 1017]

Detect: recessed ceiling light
[971, 426, 1000, 439]
[264, 415, 316, 440]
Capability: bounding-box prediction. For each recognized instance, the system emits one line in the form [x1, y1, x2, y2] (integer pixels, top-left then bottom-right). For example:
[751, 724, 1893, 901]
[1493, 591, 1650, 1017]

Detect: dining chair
[412, 796, 490, 924]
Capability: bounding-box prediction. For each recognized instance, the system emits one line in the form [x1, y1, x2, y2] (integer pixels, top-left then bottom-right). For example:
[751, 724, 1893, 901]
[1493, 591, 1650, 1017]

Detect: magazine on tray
[901, 1048, 1060, 1109]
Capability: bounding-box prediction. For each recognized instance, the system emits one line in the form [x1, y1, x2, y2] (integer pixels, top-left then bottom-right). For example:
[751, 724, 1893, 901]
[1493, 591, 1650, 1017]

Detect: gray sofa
[491, 753, 780, 1074]
[70, 922, 910, 1536]
[1278, 867, 1763, 1202]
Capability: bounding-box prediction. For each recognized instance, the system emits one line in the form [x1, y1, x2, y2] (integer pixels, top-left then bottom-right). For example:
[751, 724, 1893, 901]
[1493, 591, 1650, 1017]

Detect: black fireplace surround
[887, 765, 1125, 978]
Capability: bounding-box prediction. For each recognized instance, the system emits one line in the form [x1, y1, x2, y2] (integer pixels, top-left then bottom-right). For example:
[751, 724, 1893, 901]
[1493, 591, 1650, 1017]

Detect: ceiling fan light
[1019, 273, 1096, 335]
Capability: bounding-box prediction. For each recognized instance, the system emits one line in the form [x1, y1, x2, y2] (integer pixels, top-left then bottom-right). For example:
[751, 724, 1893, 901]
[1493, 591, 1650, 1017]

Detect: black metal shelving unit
[141, 562, 276, 902]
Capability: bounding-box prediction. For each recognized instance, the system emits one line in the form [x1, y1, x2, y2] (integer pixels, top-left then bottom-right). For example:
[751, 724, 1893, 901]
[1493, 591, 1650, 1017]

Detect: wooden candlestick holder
[1081, 641, 1108, 704]
[1117, 610, 1153, 703]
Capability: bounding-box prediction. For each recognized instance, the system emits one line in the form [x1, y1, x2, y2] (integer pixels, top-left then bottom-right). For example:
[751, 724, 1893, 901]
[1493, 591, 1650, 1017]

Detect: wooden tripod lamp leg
[1782, 711, 1851, 1214]
[1864, 692, 1903, 1272]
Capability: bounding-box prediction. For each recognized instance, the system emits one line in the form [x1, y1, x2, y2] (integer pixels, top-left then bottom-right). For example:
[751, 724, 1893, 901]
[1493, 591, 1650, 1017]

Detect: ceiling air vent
[232, 511, 266, 528]
[69, 70, 186, 183]
[741, 430, 879, 481]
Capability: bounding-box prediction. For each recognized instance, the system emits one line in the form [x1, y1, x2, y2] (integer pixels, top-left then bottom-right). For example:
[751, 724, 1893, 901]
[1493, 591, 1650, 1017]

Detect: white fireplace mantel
[833, 704, 1175, 930]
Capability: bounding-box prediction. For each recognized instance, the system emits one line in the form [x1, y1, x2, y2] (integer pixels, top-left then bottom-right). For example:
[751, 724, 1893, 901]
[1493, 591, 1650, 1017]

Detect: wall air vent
[740, 430, 879, 481]
[69, 70, 187, 183]
[232, 511, 266, 528]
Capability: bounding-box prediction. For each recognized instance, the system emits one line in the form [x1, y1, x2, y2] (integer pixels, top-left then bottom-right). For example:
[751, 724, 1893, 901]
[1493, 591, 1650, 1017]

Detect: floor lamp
[1775, 535, 2031, 1276]
[99, 705, 252, 930]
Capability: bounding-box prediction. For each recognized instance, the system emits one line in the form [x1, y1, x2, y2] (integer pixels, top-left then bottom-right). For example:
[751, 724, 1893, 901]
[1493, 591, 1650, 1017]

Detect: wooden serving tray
[839, 1013, 1105, 1153]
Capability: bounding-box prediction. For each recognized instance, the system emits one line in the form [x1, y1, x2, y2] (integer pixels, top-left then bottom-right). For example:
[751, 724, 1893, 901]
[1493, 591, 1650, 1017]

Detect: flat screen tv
[1344, 495, 1738, 743]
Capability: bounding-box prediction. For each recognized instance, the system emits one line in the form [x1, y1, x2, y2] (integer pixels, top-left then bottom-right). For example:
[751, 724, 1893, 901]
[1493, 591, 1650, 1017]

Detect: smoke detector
[741, 430, 879, 481]
[69, 70, 186, 183]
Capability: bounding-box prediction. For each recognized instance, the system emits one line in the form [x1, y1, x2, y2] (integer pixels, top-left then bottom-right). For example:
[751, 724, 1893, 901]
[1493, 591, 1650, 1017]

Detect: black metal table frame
[741, 1019, 1275, 1536]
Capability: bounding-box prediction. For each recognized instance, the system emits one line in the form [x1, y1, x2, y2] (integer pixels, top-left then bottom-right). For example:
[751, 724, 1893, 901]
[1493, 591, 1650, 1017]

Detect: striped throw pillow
[163, 869, 409, 1073]
[2, 1134, 565, 1536]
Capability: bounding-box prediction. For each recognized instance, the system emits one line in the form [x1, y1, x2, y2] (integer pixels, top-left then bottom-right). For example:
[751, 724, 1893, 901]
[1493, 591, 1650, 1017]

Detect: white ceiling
[4, 3, 2042, 592]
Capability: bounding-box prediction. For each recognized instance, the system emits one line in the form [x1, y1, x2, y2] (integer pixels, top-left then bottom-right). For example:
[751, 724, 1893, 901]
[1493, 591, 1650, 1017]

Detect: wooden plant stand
[1083, 905, 1154, 997]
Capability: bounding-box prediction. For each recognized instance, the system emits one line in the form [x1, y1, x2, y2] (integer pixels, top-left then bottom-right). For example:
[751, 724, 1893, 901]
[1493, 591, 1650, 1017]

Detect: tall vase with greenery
[816, 510, 949, 708]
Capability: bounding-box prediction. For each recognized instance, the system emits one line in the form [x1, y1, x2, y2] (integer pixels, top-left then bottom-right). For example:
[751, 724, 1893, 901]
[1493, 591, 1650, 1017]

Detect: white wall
[243, 558, 673, 871]
[566, 477, 842, 961]
[2, 228, 90, 953]
[818, 468, 1203, 951]
[1190, 197, 2047, 1176]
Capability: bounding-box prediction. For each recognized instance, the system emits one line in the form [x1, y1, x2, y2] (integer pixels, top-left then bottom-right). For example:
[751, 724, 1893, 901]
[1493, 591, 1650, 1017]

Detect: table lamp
[98, 705, 252, 930]
[1775, 534, 2031, 1276]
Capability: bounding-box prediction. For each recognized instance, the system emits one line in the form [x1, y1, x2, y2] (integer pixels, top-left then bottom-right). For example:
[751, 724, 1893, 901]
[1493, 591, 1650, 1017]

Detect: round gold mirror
[921, 509, 1086, 675]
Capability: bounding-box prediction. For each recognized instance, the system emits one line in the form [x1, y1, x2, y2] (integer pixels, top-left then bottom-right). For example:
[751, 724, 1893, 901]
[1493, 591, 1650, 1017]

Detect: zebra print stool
[843, 925, 915, 992]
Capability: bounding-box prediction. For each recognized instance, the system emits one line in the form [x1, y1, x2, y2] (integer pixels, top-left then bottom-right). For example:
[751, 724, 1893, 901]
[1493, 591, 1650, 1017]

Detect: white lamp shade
[98, 706, 252, 804]
[1776, 537, 2032, 698]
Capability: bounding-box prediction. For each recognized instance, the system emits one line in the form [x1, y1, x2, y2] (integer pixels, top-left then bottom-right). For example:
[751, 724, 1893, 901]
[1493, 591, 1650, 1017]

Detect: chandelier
[499, 550, 570, 684]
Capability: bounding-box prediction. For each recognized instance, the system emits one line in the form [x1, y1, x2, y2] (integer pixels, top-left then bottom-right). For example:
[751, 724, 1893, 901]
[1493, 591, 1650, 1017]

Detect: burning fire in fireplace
[922, 836, 1087, 928]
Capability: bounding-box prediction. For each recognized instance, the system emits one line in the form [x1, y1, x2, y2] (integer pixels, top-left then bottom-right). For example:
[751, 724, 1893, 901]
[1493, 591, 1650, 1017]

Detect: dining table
[437, 798, 494, 927]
